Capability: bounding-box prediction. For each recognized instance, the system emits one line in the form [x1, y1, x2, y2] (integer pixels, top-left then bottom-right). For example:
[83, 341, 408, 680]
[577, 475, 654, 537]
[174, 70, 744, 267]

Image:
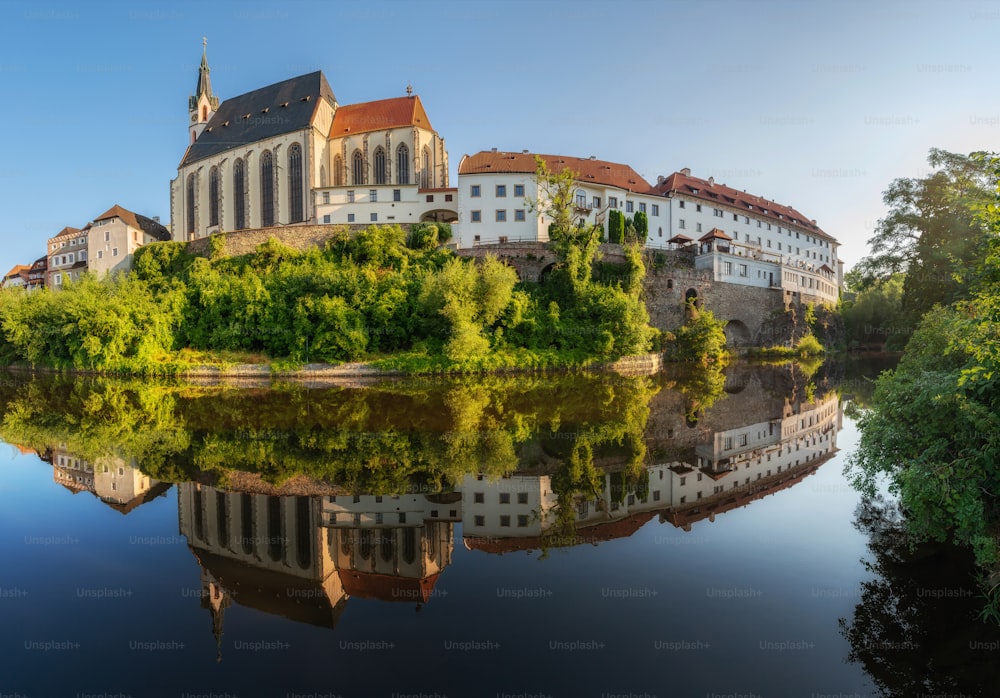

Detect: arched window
[420, 146, 430, 188]
[372, 146, 387, 185]
[351, 149, 365, 185]
[288, 143, 303, 223]
[208, 166, 220, 227]
[233, 158, 246, 230]
[396, 144, 409, 185]
[575, 189, 586, 208]
[186, 173, 196, 236]
[240, 493, 253, 555]
[266, 495, 282, 563]
[333, 155, 344, 186]
[260, 150, 274, 227]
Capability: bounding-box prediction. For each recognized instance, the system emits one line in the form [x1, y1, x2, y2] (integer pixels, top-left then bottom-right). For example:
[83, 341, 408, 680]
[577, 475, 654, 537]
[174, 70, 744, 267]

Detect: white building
[456, 150, 662, 249]
[46, 226, 87, 289]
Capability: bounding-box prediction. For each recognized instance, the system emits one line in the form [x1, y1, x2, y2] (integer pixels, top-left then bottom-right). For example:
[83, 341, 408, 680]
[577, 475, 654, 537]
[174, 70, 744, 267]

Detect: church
[169, 44, 455, 242]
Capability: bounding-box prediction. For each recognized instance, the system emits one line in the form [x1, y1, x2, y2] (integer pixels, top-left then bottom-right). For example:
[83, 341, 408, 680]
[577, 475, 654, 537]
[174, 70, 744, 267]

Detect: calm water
[0, 359, 996, 697]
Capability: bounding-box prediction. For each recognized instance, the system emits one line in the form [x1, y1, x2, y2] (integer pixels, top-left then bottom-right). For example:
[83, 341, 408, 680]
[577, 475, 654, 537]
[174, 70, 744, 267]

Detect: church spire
[188, 38, 219, 144]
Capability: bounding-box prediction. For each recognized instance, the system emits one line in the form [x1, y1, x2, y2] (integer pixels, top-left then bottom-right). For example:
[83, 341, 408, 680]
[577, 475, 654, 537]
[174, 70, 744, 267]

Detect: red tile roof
[339, 570, 442, 604]
[4, 264, 30, 280]
[656, 171, 833, 242]
[92, 205, 170, 240]
[330, 95, 434, 137]
[699, 228, 732, 242]
[667, 234, 693, 243]
[459, 151, 656, 194]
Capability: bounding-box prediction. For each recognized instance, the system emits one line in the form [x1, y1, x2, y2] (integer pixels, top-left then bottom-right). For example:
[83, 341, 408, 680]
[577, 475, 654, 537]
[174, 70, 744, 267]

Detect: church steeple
[188, 38, 219, 145]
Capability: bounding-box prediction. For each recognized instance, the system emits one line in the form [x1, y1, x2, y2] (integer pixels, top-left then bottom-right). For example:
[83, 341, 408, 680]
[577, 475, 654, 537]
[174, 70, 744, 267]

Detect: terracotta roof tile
[330, 95, 433, 137]
[656, 171, 835, 242]
[92, 205, 170, 241]
[459, 151, 656, 194]
[699, 228, 732, 242]
[50, 226, 82, 241]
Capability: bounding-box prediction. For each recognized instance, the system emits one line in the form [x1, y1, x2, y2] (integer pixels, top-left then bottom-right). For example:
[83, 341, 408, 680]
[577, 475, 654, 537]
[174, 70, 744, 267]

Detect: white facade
[313, 184, 457, 228]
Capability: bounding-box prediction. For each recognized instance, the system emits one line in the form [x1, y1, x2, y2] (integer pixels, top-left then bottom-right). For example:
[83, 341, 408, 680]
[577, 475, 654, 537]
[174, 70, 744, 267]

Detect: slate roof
[93, 205, 171, 241]
[655, 170, 834, 242]
[330, 95, 434, 137]
[459, 151, 656, 194]
[180, 71, 336, 167]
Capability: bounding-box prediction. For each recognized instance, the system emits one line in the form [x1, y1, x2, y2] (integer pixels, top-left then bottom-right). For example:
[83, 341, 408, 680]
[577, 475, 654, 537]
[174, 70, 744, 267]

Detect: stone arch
[540, 262, 557, 283]
[685, 288, 699, 305]
[724, 319, 752, 347]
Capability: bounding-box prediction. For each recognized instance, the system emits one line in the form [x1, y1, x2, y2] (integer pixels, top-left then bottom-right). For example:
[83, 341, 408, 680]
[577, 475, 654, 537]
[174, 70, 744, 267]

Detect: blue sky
[2, 0, 998, 275]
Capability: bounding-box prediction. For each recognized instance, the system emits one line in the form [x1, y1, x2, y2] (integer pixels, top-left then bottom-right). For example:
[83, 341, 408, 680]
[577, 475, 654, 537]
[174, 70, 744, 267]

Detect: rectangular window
[514, 184, 525, 197]
[767, 239, 772, 248]
[517, 515, 529, 528]
[471, 184, 481, 197]
[679, 200, 686, 209]
[651, 204, 659, 216]
[323, 215, 331, 223]
[725, 437, 733, 450]
[471, 210, 481, 222]
[426, 194, 434, 202]
[347, 213, 355, 222]
[723, 261, 732, 275]
[517, 492, 528, 504]
[733, 213, 738, 221]
[626, 201, 634, 213]
[514, 209, 525, 222]
[112, 248, 119, 257]
[347, 190, 355, 203]
[609, 196, 618, 208]
[679, 219, 686, 229]
[54, 273, 62, 285]
[739, 434, 748, 447]
[445, 194, 453, 202]
[105, 231, 110, 242]
[739, 263, 748, 277]
[322, 191, 330, 204]
[499, 492, 510, 504]
[369, 189, 377, 202]
[496, 184, 506, 197]
[496, 209, 506, 222]
[97, 251, 103, 259]
[714, 208, 723, 217]
[473, 235, 480, 242]
[696, 223, 703, 232]
[370, 213, 377, 222]
[474, 515, 485, 526]
[500, 515, 511, 527]
[639, 202, 647, 213]
[394, 189, 401, 202]
[733, 231, 739, 240]
[593, 196, 601, 209]
[474, 492, 484, 503]
[696, 204, 702, 212]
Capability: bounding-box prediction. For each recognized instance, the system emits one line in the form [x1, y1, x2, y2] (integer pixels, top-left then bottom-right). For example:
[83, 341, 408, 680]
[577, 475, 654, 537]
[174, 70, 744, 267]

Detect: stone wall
[186, 223, 417, 258]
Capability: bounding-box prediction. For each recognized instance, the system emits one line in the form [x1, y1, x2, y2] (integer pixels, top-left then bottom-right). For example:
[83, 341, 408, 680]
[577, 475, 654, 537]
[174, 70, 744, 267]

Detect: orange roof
[339, 570, 442, 603]
[330, 95, 434, 137]
[4, 264, 30, 279]
[656, 171, 834, 242]
[459, 151, 656, 194]
[699, 228, 732, 242]
[91, 205, 170, 240]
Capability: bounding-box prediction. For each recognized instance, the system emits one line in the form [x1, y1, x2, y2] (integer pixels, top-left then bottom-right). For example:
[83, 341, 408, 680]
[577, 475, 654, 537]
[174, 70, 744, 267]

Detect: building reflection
[34, 377, 843, 648]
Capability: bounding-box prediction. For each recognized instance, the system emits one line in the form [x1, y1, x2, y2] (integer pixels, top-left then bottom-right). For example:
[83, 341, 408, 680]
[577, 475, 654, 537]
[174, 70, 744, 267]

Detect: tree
[631, 211, 648, 244]
[854, 148, 995, 326]
[608, 209, 625, 244]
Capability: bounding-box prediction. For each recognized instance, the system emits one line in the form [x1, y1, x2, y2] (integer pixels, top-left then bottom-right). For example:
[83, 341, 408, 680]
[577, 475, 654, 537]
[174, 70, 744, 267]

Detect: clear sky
[1, 0, 998, 276]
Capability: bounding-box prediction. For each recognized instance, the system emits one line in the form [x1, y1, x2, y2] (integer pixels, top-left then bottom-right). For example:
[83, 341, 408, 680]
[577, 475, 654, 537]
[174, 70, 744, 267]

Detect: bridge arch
[724, 319, 752, 347]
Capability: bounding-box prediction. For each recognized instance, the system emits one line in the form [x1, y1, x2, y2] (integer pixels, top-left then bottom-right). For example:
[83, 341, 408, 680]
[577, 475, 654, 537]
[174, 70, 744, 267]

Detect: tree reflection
[840, 495, 1000, 697]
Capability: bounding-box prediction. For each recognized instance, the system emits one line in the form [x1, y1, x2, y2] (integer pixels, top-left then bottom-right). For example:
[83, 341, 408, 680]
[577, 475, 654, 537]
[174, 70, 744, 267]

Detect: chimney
[522, 149, 529, 153]
[708, 176, 714, 186]
[152, 216, 160, 223]
[680, 167, 691, 176]
[657, 175, 665, 185]
[589, 155, 596, 160]
[491, 147, 498, 152]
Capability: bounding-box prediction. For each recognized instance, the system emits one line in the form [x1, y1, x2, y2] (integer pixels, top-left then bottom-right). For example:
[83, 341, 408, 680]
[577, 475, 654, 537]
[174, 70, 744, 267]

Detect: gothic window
[352, 149, 365, 185]
[233, 159, 246, 230]
[333, 155, 344, 186]
[396, 144, 409, 185]
[208, 166, 220, 227]
[216, 491, 229, 549]
[260, 150, 274, 227]
[186, 173, 196, 235]
[201, 105, 207, 121]
[266, 495, 282, 563]
[373, 146, 387, 185]
[420, 146, 430, 188]
[288, 143, 303, 223]
[240, 493, 253, 555]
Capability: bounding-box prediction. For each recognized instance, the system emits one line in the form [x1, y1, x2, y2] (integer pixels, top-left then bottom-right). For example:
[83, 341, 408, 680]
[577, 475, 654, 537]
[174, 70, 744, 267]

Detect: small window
[496, 184, 507, 197]
[496, 209, 507, 222]
[652, 204, 659, 216]
[394, 189, 401, 201]
[347, 190, 355, 203]
[474, 515, 485, 526]
[696, 204, 702, 212]
[347, 213, 355, 222]
[626, 201, 634, 213]
[105, 231, 110, 242]
[679, 200, 686, 209]
[639, 202, 647, 213]
[517, 492, 528, 504]
[370, 213, 377, 222]
[323, 215, 331, 223]
[514, 209, 525, 222]
[514, 184, 525, 197]
[474, 492, 484, 503]
[499, 493, 510, 504]
[322, 191, 330, 204]
[426, 194, 434, 202]
[471, 184, 481, 197]
[739, 263, 748, 277]
[445, 194, 453, 202]
[678, 219, 686, 229]
[369, 189, 377, 202]
[500, 515, 511, 527]
[517, 515, 529, 527]
[471, 210, 482, 222]
[609, 196, 618, 208]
